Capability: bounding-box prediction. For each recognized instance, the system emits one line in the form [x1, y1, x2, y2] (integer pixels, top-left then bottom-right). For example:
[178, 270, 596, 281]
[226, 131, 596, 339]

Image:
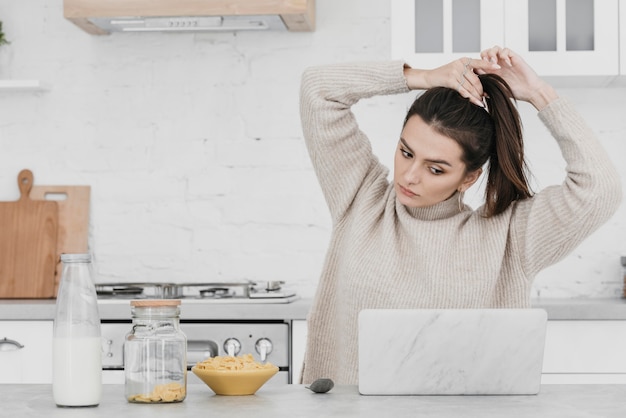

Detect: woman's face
[394, 115, 481, 209]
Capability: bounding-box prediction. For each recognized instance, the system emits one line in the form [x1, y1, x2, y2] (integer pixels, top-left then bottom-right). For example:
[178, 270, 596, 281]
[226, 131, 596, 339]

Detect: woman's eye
[400, 148, 413, 158]
[429, 166, 444, 175]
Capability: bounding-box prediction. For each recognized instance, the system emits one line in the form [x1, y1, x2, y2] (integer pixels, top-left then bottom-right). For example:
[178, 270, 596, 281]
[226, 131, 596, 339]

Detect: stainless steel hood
[64, 0, 316, 35]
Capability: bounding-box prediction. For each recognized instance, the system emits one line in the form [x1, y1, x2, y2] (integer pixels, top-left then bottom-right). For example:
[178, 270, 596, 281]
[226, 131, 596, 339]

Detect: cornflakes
[128, 382, 186, 403]
[195, 354, 275, 371]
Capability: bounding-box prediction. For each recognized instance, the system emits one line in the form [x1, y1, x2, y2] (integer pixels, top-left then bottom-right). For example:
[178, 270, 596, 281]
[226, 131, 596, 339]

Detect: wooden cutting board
[0, 169, 59, 298]
[30, 184, 91, 296]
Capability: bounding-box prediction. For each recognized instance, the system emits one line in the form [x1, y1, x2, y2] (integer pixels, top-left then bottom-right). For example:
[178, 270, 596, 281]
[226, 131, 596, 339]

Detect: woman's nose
[404, 164, 421, 185]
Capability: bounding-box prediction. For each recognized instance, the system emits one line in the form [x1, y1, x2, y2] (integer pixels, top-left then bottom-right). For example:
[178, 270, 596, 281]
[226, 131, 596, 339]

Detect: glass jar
[53, 253, 102, 407]
[124, 299, 187, 403]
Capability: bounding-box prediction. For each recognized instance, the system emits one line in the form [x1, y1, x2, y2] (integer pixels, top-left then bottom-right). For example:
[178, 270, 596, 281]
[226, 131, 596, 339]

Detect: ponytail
[480, 74, 533, 217]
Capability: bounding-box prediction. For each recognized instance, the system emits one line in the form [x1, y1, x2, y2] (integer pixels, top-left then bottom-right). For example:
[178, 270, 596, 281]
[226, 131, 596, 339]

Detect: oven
[96, 281, 297, 385]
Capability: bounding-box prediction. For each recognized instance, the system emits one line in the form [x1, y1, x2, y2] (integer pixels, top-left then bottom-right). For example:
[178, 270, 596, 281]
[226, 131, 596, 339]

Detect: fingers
[456, 58, 493, 107]
[470, 56, 502, 72]
[481, 45, 514, 67]
[456, 58, 472, 93]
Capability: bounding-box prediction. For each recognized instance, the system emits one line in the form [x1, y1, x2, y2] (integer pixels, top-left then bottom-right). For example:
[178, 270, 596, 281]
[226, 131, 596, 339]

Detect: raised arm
[478, 46, 622, 276]
[299, 61, 408, 222]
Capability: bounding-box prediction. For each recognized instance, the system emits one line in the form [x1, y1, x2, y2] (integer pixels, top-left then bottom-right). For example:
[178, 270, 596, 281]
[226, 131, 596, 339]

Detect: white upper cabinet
[391, 0, 504, 69]
[392, 0, 621, 81]
[505, 0, 619, 77]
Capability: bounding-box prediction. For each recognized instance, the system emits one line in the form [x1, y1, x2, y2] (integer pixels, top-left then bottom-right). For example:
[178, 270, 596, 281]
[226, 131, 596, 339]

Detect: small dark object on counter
[306, 378, 334, 394]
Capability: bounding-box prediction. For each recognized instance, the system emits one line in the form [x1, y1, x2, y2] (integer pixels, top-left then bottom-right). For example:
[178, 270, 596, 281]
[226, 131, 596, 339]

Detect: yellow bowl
[192, 365, 279, 396]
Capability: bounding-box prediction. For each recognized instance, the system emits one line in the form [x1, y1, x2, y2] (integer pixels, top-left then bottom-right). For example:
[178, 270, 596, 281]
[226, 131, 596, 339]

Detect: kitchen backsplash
[0, 0, 624, 299]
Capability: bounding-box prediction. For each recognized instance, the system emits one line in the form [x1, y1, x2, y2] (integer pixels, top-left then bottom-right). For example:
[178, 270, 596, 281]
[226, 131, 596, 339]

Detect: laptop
[358, 308, 547, 395]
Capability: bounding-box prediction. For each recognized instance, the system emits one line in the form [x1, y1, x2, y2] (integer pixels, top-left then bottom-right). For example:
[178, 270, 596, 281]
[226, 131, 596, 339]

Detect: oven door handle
[187, 340, 218, 364]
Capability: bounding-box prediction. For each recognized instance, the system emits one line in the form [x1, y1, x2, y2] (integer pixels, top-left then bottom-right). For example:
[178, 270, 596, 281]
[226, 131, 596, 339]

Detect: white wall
[0, 0, 624, 299]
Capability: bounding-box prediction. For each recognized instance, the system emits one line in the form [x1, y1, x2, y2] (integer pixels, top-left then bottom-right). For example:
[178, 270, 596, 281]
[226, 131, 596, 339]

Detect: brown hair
[402, 74, 532, 217]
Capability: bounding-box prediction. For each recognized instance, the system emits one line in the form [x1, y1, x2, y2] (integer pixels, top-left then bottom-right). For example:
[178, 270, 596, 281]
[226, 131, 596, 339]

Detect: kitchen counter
[0, 298, 312, 321]
[531, 298, 626, 320]
[8, 384, 626, 417]
[2, 297, 626, 321]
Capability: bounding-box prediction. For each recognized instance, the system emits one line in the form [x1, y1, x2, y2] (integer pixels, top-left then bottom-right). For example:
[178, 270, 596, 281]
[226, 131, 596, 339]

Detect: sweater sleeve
[510, 98, 622, 279]
[299, 61, 409, 223]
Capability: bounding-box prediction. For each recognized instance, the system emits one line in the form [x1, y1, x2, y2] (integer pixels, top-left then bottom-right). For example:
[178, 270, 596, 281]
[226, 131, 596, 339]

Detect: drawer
[0, 321, 53, 383]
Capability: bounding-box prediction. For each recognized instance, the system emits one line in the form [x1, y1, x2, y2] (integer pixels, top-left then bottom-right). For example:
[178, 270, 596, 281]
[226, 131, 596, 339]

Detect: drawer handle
[0, 337, 25, 352]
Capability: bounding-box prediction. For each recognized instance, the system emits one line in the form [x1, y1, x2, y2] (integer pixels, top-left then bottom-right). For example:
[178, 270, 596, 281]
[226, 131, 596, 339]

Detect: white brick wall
[0, 0, 624, 298]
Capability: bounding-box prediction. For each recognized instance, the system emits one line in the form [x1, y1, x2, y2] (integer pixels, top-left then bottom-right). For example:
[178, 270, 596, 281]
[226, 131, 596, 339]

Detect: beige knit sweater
[298, 61, 622, 385]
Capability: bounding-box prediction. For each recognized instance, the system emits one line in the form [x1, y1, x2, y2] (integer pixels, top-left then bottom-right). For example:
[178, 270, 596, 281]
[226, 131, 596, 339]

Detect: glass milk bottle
[52, 253, 102, 407]
[124, 299, 187, 403]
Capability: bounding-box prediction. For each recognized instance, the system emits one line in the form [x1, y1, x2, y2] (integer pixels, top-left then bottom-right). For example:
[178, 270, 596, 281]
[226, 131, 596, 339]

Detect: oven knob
[255, 338, 273, 362]
[103, 339, 113, 357]
[223, 338, 241, 356]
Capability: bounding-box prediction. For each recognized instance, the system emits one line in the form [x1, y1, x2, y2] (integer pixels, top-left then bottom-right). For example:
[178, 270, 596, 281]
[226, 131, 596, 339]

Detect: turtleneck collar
[396, 190, 466, 221]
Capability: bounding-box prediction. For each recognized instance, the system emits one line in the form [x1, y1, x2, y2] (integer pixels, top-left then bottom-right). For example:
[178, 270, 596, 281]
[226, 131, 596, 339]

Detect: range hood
[63, 0, 316, 35]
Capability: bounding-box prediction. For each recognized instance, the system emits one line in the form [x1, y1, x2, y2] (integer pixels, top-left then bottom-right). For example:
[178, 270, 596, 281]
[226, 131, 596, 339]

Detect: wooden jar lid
[130, 299, 181, 307]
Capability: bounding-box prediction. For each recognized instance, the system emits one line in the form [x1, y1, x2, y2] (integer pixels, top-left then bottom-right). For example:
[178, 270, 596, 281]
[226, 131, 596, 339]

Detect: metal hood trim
[64, 0, 316, 34]
[88, 15, 287, 33]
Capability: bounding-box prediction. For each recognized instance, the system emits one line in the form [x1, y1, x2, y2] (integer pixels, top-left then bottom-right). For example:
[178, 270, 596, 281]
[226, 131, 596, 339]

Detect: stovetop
[95, 281, 299, 304]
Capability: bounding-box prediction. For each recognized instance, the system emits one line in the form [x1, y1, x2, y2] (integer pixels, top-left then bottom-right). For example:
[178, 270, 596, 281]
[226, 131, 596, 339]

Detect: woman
[298, 46, 622, 385]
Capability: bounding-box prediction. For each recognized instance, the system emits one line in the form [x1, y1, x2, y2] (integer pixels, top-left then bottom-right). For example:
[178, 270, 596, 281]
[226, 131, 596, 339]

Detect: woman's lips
[398, 184, 417, 198]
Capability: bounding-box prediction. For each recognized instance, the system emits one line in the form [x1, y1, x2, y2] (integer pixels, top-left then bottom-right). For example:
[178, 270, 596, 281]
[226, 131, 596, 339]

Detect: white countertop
[0, 298, 312, 321]
[7, 383, 626, 417]
[531, 297, 626, 320]
[2, 297, 626, 321]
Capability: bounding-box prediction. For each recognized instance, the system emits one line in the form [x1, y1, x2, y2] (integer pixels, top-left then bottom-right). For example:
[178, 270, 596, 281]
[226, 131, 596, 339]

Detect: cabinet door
[0, 321, 53, 384]
[504, 0, 619, 77]
[391, 0, 504, 68]
[542, 320, 626, 384]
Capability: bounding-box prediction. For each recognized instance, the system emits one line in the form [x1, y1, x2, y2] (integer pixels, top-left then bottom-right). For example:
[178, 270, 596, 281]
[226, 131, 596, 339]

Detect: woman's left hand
[477, 46, 558, 110]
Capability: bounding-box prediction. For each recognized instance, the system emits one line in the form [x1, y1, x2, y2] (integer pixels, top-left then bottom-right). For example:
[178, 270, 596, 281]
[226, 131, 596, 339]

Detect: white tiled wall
[0, 0, 624, 299]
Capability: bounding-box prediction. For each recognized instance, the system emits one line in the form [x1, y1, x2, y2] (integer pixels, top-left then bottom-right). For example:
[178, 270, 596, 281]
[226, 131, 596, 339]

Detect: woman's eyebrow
[399, 137, 413, 153]
[399, 137, 452, 167]
[426, 158, 452, 167]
